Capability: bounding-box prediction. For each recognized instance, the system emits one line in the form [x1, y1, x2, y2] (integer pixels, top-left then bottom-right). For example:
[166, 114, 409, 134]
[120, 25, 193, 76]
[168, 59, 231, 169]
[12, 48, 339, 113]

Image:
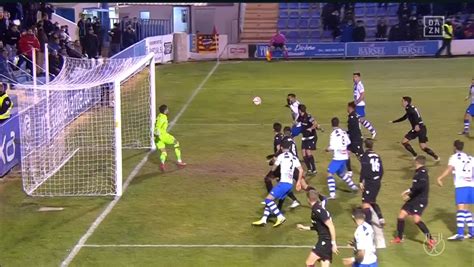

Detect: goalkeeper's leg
[156, 139, 167, 172]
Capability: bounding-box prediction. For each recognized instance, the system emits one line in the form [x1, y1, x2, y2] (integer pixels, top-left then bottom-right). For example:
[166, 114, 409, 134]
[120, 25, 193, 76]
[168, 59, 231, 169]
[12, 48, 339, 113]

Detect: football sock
[265, 199, 282, 218]
[363, 208, 372, 224]
[457, 210, 466, 235]
[397, 218, 405, 239]
[174, 143, 182, 162]
[283, 50, 288, 59]
[422, 147, 438, 159]
[361, 118, 376, 135]
[402, 142, 417, 157]
[464, 119, 470, 132]
[303, 156, 311, 170]
[341, 172, 356, 189]
[262, 206, 270, 222]
[327, 175, 336, 196]
[415, 221, 432, 239]
[160, 151, 167, 164]
[309, 155, 316, 172]
[287, 191, 298, 202]
[465, 210, 474, 235]
[346, 158, 352, 172]
[371, 203, 384, 220]
[264, 172, 274, 193]
[277, 198, 284, 211]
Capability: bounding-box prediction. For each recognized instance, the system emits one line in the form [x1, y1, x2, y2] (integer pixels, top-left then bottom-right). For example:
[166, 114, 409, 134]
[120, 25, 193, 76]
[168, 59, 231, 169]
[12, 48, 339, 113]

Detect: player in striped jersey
[253, 140, 304, 227]
[326, 117, 358, 199]
[343, 208, 378, 267]
[352, 73, 377, 139]
[287, 93, 303, 137]
[263, 123, 300, 209]
[436, 140, 474, 240]
[459, 78, 474, 136]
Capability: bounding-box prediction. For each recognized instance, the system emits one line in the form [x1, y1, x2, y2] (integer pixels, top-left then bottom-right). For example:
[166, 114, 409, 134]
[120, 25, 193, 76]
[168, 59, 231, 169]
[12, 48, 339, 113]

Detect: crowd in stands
[0, 3, 80, 84]
[321, 2, 474, 42]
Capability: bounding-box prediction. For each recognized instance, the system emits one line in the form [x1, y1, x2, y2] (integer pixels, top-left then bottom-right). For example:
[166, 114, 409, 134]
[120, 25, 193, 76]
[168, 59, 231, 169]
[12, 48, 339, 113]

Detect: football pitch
[1, 58, 473, 267]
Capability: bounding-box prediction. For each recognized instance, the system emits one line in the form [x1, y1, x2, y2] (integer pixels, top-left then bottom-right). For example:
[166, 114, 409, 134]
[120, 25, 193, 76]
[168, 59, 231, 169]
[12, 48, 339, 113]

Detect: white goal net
[15, 53, 156, 196]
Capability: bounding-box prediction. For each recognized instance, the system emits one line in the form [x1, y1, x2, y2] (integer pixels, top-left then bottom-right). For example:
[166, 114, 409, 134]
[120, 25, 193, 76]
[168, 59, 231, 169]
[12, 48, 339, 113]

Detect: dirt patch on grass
[181, 155, 264, 180]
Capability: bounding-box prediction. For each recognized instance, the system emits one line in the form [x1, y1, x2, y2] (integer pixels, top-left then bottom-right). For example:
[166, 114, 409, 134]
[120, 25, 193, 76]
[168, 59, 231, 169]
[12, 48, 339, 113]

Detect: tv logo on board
[423, 16, 444, 37]
[358, 44, 385, 56]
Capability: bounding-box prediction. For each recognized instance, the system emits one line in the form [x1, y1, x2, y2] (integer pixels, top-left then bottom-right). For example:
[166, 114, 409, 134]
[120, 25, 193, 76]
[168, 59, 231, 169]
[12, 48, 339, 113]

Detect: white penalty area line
[82, 244, 353, 249]
[61, 62, 221, 267]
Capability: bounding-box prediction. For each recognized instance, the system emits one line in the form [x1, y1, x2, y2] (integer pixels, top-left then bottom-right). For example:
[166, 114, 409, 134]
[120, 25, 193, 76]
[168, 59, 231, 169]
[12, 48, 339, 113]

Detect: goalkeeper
[154, 104, 187, 171]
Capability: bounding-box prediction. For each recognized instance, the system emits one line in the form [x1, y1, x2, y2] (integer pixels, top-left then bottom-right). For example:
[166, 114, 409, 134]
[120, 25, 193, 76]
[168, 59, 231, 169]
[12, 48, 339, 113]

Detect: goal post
[15, 53, 156, 196]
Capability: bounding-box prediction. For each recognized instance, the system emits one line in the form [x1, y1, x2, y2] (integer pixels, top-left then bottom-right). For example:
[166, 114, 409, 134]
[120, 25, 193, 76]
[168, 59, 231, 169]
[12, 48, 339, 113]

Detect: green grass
[1, 59, 474, 267]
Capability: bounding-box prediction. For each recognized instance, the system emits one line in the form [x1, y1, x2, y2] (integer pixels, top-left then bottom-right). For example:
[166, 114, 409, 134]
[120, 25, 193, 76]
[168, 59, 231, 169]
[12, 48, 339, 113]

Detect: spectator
[40, 13, 54, 38]
[398, 21, 409, 41]
[4, 24, 20, 60]
[122, 25, 137, 48]
[0, 11, 9, 41]
[92, 17, 102, 56]
[464, 21, 474, 39]
[407, 16, 419, 40]
[322, 3, 337, 30]
[0, 82, 13, 124]
[340, 20, 354, 42]
[17, 27, 40, 73]
[24, 3, 40, 30]
[39, 3, 54, 20]
[85, 18, 92, 31]
[375, 19, 388, 41]
[108, 23, 121, 57]
[353, 20, 366, 42]
[84, 27, 99, 59]
[388, 24, 401, 41]
[66, 41, 83, 58]
[328, 10, 341, 40]
[48, 34, 61, 52]
[48, 49, 63, 77]
[0, 49, 16, 83]
[77, 13, 86, 54]
[131, 17, 141, 39]
[454, 24, 465, 39]
[397, 3, 412, 22]
[36, 25, 48, 52]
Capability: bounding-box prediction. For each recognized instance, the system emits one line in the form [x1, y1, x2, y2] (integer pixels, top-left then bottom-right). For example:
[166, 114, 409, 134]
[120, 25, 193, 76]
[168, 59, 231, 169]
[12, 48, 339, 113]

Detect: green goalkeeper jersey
[154, 113, 168, 136]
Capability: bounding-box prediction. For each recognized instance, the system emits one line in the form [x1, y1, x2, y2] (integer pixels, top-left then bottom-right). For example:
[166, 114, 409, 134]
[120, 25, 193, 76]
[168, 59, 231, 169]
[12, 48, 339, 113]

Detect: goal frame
[19, 52, 156, 197]
[112, 53, 156, 196]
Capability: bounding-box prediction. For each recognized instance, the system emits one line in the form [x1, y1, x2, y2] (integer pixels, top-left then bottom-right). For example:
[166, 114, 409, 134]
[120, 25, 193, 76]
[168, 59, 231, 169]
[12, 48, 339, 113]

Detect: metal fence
[110, 18, 172, 40]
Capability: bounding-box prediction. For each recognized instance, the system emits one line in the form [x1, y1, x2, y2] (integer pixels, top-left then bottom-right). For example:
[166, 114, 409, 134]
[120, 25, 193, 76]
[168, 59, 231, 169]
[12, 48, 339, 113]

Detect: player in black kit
[297, 189, 338, 267]
[297, 104, 323, 176]
[346, 101, 364, 177]
[263, 122, 300, 209]
[391, 156, 436, 249]
[390, 96, 440, 161]
[359, 139, 384, 226]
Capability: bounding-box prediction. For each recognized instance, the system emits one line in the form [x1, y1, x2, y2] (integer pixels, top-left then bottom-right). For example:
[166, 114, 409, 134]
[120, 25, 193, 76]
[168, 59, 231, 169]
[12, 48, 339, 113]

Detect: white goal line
[82, 244, 353, 249]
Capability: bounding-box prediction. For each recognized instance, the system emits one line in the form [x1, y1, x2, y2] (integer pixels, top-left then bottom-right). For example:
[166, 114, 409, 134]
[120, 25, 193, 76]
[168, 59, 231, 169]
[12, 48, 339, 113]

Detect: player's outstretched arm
[325, 219, 339, 254]
[391, 113, 408, 123]
[436, 165, 454, 187]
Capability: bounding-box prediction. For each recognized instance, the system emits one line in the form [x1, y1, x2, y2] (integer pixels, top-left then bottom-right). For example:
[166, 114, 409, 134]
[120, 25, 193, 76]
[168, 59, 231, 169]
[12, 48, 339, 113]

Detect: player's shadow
[426, 208, 457, 233]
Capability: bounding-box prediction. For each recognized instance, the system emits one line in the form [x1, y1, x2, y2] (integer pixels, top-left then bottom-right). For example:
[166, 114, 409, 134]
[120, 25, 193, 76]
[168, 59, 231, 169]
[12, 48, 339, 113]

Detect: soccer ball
[253, 96, 262, 105]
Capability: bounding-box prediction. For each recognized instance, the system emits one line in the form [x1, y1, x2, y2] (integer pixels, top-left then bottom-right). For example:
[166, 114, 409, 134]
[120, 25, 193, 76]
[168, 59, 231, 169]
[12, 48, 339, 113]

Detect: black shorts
[402, 200, 427, 216]
[362, 182, 381, 203]
[312, 239, 332, 263]
[273, 166, 281, 180]
[293, 168, 300, 181]
[272, 42, 285, 49]
[302, 136, 317, 150]
[405, 126, 428, 143]
[348, 142, 364, 157]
